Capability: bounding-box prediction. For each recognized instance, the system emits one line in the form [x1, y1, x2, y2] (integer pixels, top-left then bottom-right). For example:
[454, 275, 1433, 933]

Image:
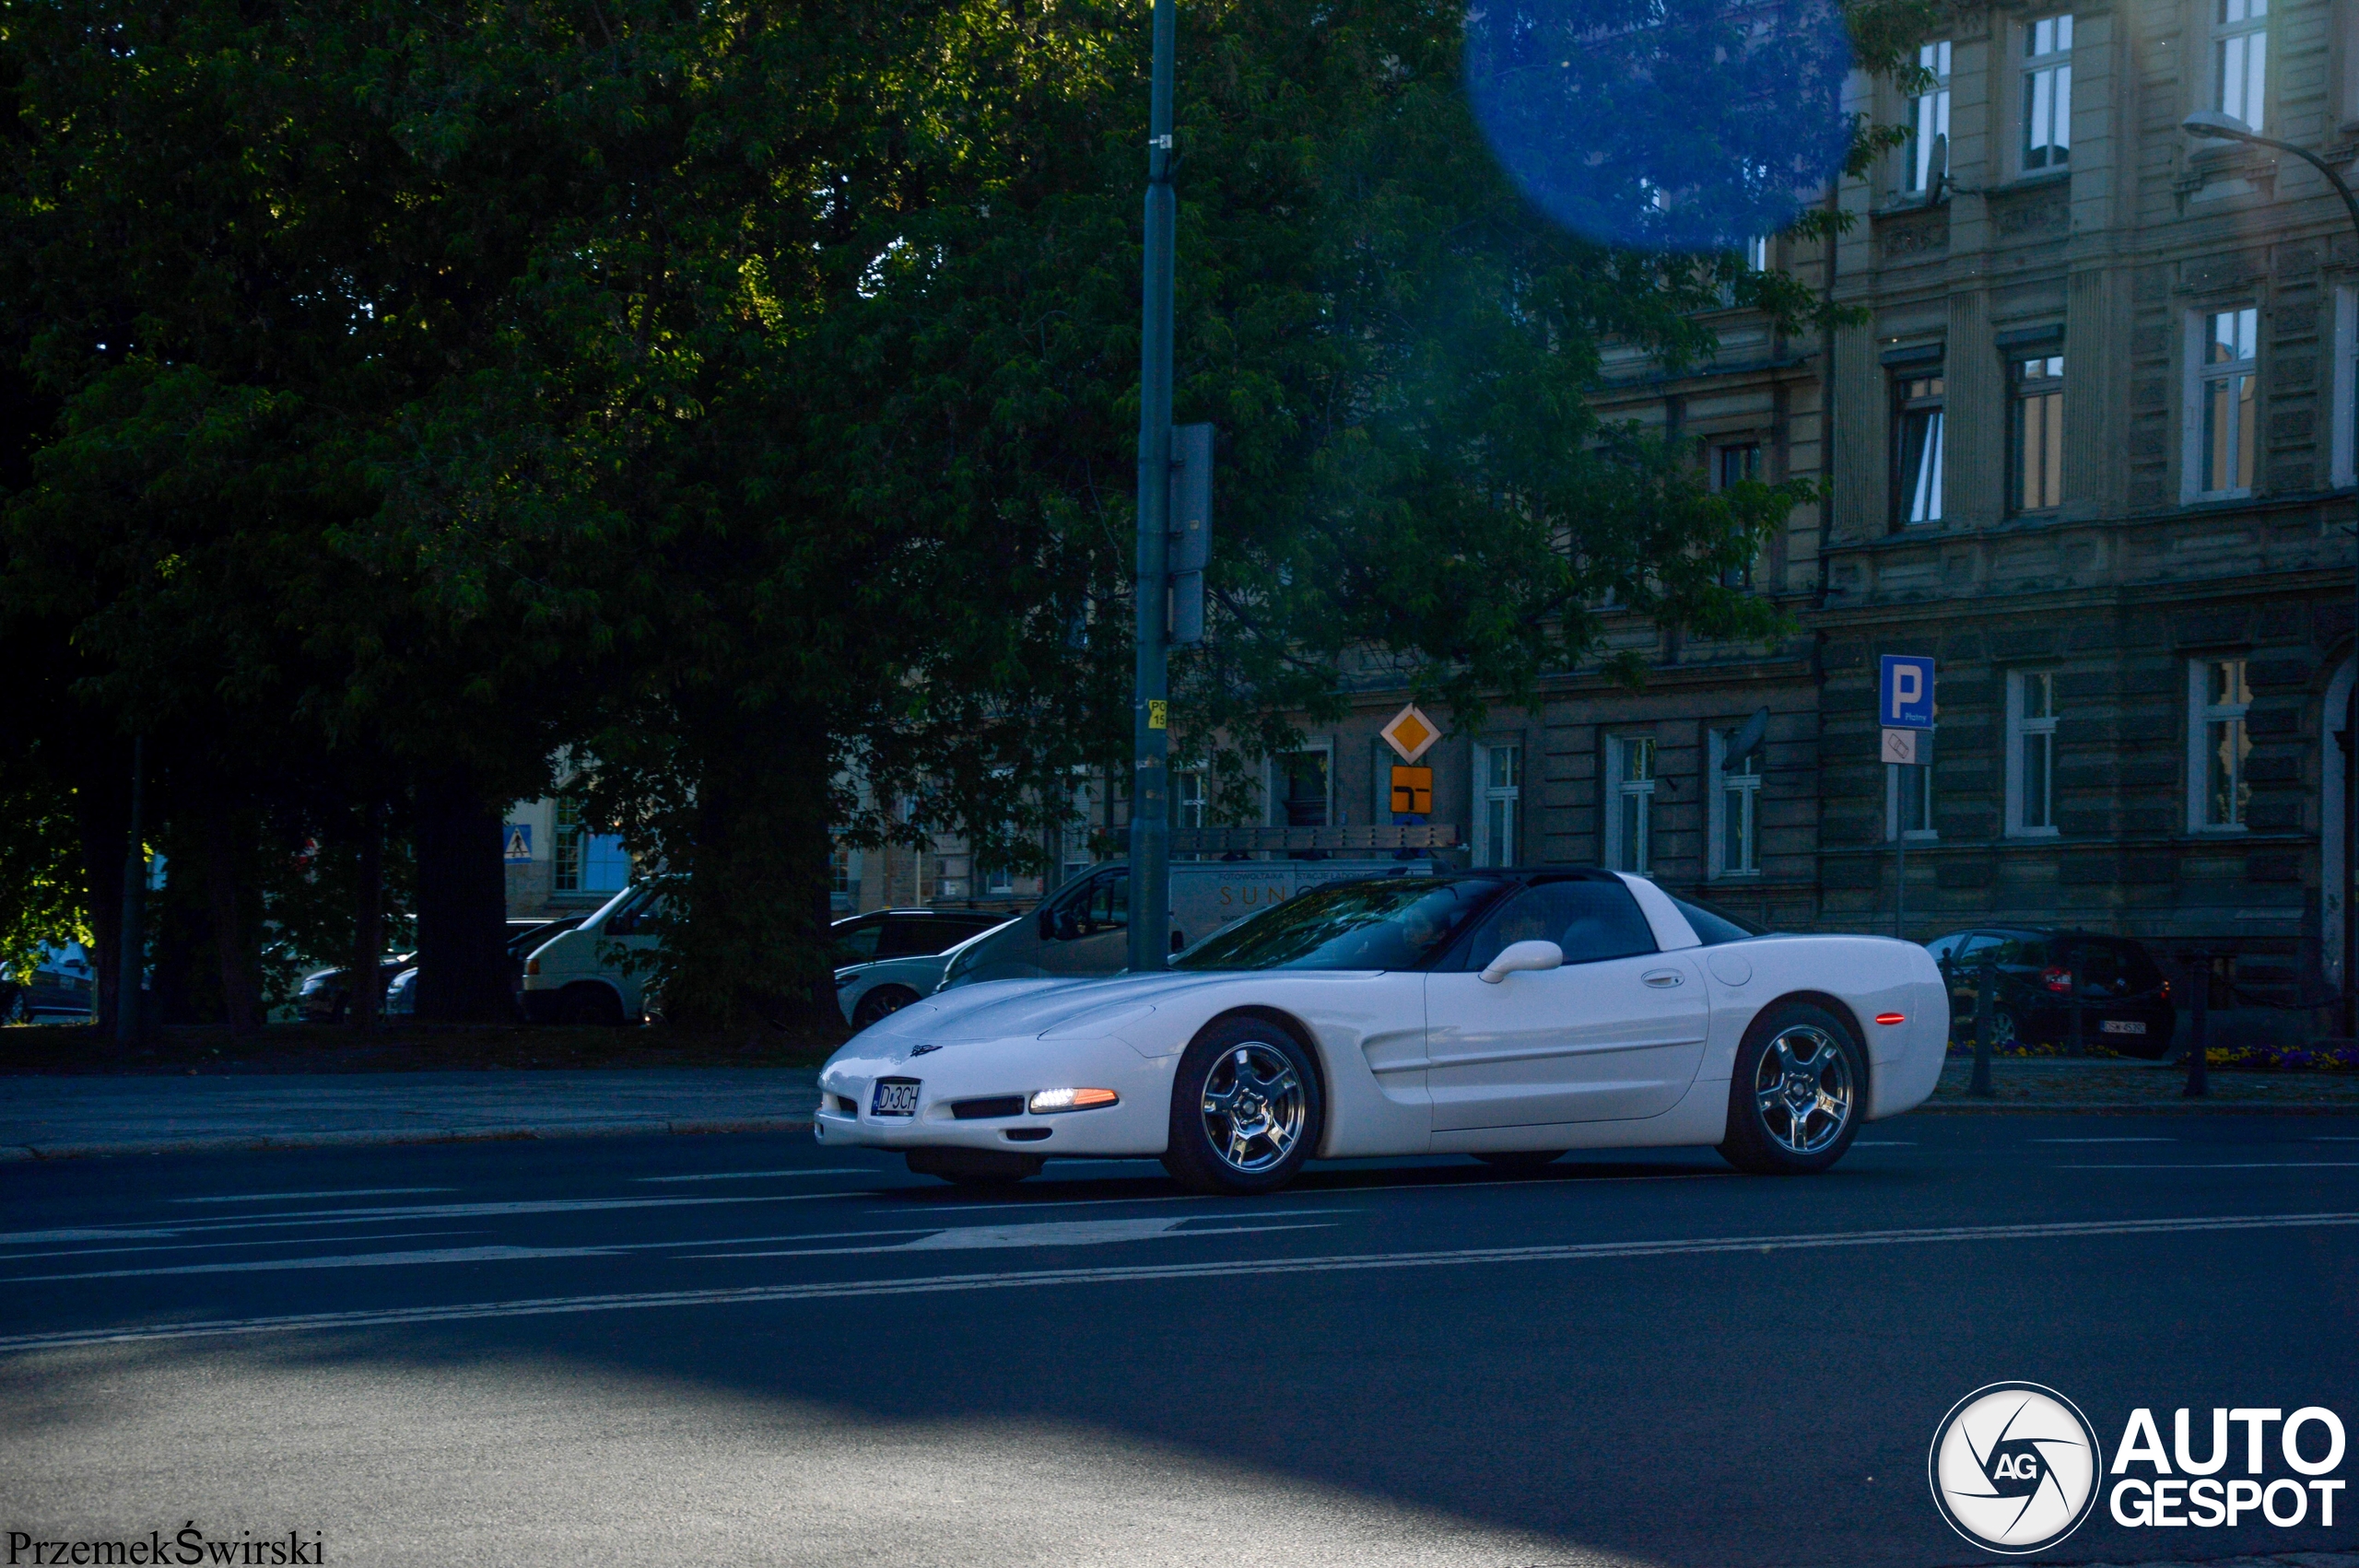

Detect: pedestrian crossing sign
[503, 824, 533, 861]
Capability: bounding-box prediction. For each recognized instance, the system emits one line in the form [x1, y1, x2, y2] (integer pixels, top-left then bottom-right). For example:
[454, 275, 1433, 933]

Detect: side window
[876, 918, 931, 959]
[1958, 933, 2004, 965]
[1050, 872, 1129, 939]
[1464, 880, 1659, 971]
[604, 894, 663, 937]
[1925, 934, 1964, 962]
[831, 915, 886, 964]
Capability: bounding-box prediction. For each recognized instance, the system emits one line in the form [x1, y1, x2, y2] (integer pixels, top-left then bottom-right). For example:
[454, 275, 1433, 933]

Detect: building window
[1709, 731, 1762, 878]
[1060, 778, 1101, 885]
[1271, 747, 1332, 828]
[1174, 767, 1208, 861]
[1714, 443, 1766, 587]
[1894, 371, 1946, 526]
[2191, 307, 2258, 498]
[829, 844, 863, 907]
[1906, 41, 1953, 193]
[1473, 743, 1522, 868]
[553, 798, 628, 895]
[1605, 736, 1656, 874]
[2189, 658, 2252, 830]
[2214, 0, 2268, 132]
[2011, 355, 2065, 513]
[2006, 672, 2061, 837]
[983, 863, 1016, 896]
[2023, 16, 2073, 170]
[1887, 759, 1936, 840]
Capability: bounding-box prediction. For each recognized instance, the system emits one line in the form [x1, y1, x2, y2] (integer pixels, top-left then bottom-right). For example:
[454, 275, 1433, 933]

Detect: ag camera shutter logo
[1928, 1383, 2103, 1554]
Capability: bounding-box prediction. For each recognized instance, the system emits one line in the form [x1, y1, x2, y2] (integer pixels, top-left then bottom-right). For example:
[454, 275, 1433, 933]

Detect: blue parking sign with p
[1880, 654, 1935, 729]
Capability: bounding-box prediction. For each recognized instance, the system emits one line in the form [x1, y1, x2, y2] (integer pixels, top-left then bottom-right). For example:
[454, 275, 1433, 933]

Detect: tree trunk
[413, 770, 516, 1022]
[349, 798, 385, 1033]
[667, 702, 840, 1036]
[204, 800, 263, 1034]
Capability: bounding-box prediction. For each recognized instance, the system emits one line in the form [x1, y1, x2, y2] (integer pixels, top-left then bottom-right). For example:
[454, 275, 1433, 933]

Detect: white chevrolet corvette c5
[815, 869, 1948, 1194]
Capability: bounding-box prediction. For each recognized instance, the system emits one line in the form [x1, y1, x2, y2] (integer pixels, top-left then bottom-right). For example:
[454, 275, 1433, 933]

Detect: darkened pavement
[2, 1115, 2354, 1566]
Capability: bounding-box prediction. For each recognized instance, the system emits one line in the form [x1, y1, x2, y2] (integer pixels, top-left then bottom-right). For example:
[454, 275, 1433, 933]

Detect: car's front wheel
[851, 985, 919, 1030]
[1718, 1002, 1864, 1176]
[1162, 1018, 1323, 1196]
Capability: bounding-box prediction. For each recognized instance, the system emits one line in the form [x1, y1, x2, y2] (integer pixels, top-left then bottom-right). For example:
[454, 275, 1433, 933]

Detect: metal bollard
[2182, 951, 2209, 1099]
[1970, 954, 1997, 1098]
[2066, 940, 2084, 1058]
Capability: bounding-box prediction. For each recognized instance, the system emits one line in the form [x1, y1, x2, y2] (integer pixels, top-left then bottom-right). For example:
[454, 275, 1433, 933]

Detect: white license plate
[2099, 1020, 2147, 1036]
[870, 1080, 921, 1117]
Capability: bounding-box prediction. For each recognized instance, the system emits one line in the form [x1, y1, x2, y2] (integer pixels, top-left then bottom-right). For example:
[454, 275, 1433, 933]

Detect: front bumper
[815, 1036, 1172, 1158]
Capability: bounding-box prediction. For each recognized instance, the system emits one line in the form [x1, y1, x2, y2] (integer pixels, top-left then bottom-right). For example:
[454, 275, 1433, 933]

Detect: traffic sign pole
[1127, 0, 1176, 975]
[1878, 657, 1936, 946]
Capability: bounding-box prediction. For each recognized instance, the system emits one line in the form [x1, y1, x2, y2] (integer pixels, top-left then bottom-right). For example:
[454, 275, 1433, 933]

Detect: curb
[0, 1117, 817, 1162]
[1918, 1099, 2359, 1114]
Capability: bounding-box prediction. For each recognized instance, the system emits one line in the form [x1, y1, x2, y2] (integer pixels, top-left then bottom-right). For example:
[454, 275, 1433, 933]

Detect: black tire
[852, 985, 920, 1030]
[1473, 1151, 1565, 1170]
[557, 984, 628, 1027]
[1718, 1000, 1867, 1176]
[1161, 1017, 1324, 1196]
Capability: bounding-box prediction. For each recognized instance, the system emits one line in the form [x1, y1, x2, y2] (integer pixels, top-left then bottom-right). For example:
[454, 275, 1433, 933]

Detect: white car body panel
[816, 873, 1950, 1164]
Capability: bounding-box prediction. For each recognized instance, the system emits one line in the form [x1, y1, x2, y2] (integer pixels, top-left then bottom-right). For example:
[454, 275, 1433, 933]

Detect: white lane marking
[172, 1188, 455, 1204]
[9, 1210, 2350, 1353]
[2060, 1162, 2359, 1170]
[0, 1192, 863, 1248]
[1855, 1141, 1915, 1146]
[0, 1230, 472, 1261]
[872, 1172, 1714, 1218]
[0, 1229, 182, 1246]
[2033, 1138, 2177, 1144]
[636, 1169, 877, 1184]
[695, 1211, 1345, 1258]
[8, 1246, 625, 1282]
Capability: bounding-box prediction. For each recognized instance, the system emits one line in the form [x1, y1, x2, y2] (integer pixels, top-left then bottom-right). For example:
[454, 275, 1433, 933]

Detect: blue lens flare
[1462, 0, 1854, 253]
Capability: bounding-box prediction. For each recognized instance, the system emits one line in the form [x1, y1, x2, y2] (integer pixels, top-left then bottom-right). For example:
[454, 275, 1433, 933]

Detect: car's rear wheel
[852, 985, 920, 1030]
[557, 984, 628, 1027]
[1718, 1002, 1864, 1176]
[1162, 1018, 1323, 1196]
[1473, 1151, 1565, 1170]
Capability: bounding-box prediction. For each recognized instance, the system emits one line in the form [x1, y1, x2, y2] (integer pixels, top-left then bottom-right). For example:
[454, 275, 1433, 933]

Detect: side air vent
[1003, 1128, 1052, 1143]
[949, 1095, 1027, 1121]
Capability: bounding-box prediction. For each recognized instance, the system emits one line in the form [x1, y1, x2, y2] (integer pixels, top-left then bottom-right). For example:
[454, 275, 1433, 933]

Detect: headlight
[1028, 1087, 1120, 1114]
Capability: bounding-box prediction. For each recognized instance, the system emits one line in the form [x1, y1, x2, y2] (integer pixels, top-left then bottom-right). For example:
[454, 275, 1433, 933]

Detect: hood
[858, 967, 1284, 1045]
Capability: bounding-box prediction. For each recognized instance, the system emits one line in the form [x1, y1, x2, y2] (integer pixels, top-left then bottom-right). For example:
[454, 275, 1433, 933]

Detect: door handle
[1642, 969, 1684, 988]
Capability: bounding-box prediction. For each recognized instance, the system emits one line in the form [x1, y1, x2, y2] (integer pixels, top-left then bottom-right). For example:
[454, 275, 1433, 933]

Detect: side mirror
[1480, 940, 1564, 985]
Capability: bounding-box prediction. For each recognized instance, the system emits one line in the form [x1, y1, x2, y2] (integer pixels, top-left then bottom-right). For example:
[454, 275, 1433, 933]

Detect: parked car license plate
[2099, 1020, 2147, 1036]
[870, 1080, 921, 1117]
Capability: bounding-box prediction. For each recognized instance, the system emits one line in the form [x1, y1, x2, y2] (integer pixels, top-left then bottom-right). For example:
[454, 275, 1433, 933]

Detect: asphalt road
[3, 1115, 2355, 1568]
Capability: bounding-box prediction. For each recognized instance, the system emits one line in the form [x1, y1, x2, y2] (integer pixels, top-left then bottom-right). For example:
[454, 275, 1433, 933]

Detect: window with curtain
[2023, 16, 2072, 170]
[1473, 743, 1522, 868]
[2007, 672, 2060, 836]
[2197, 307, 2258, 497]
[2214, 0, 2267, 132]
[1906, 41, 1953, 192]
[2191, 659, 2252, 829]
[1605, 736, 1656, 874]
[2011, 355, 2065, 513]
[1894, 372, 1946, 526]
[1711, 732, 1761, 877]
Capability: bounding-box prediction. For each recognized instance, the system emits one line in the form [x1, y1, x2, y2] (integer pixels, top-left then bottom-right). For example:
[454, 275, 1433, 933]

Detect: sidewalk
[0, 1069, 822, 1160]
[1922, 1053, 2359, 1112]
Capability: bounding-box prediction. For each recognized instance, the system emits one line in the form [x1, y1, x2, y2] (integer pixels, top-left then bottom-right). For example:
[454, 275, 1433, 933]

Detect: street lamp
[2181, 110, 2359, 1036]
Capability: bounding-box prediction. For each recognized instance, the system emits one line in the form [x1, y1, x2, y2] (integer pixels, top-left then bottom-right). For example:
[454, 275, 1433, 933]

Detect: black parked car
[1925, 927, 2176, 1058]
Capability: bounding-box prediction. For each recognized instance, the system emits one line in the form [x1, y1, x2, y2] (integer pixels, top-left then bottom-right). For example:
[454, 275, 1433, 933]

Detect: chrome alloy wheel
[1200, 1042, 1306, 1174]
[1752, 1024, 1854, 1155]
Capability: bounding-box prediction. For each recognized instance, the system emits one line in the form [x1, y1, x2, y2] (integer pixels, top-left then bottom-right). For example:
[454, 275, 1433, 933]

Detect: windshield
[1172, 879, 1499, 971]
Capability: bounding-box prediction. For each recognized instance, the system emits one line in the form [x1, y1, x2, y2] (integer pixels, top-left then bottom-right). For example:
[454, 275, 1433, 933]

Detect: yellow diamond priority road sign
[1380, 704, 1439, 764]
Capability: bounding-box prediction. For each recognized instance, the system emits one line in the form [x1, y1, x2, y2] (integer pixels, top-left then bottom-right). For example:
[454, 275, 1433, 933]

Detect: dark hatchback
[1924, 927, 2176, 1058]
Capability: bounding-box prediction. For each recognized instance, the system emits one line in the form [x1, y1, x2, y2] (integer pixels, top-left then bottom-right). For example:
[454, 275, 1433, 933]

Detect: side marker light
[1873, 1012, 1907, 1025]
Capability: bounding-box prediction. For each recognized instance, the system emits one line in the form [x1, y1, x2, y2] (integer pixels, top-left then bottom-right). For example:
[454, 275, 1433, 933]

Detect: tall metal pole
[1127, 0, 1177, 975]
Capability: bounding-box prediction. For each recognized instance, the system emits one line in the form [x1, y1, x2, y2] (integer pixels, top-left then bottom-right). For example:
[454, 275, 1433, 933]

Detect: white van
[937, 859, 1431, 989]
[520, 883, 665, 1024]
